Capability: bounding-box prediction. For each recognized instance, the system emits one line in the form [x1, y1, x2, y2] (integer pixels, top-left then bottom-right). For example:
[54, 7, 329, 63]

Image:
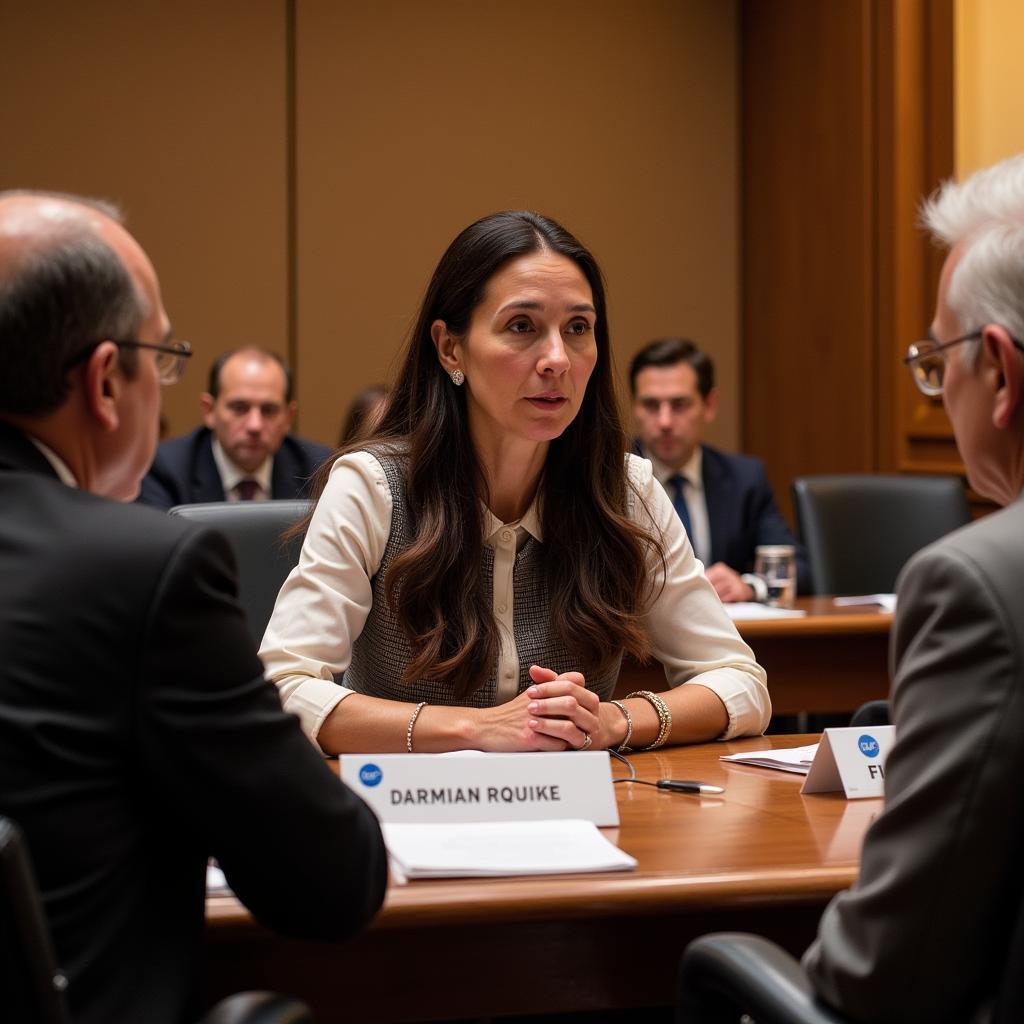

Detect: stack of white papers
[381, 819, 637, 880]
[206, 862, 230, 894]
[725, 602, 807, 621]
[833, 594, 896, 611]
[720, 743, 819, 775]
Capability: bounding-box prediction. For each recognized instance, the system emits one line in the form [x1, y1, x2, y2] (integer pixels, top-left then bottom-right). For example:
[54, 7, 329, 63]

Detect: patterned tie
[667, 474, 692, 538]
[235, 478, 260, 501]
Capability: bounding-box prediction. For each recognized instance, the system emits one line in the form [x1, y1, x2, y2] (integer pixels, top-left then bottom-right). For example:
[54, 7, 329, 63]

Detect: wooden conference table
[206, 735, 880, 1021]
[617, 596, 894, 716]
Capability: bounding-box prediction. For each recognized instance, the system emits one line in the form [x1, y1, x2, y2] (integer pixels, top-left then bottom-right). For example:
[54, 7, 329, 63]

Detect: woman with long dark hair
[260, 211, 769, 753]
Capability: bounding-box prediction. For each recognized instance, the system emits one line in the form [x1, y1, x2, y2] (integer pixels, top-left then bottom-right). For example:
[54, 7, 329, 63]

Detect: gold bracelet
[624, 690, 672, 751]
[609, 700, 633, 753]
[406, 701, 428, 753]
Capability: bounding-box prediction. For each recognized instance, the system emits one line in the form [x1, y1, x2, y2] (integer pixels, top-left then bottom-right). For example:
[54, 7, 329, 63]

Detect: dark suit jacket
[0, 422, 386, 1024]
[636, 442, 811, 594]
[137, 425, 333, 510]
[803, 496, 1024, 1022]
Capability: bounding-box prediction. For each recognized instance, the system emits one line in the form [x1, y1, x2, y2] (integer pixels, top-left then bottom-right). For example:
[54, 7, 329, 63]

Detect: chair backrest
[169, 500, 311, 643]
[791, 473, 970, 595]
[0, 817, 69, 1024]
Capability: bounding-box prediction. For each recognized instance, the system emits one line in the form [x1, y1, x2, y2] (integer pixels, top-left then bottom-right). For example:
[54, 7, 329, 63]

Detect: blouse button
[501, 528, 514, 543]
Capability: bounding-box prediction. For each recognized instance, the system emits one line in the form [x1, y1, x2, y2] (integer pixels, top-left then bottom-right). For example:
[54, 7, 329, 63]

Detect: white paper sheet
[720, 743, 820, 775]
[206, 862, 230, 894]
[381, 819, 637, 879]
[724, 602, 807, 621]
[832, 594, 896, 611]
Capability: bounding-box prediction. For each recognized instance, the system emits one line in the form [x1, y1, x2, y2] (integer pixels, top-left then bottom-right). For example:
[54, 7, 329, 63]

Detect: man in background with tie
[629, 337, 809, 602]
[138, 346, 332, 508]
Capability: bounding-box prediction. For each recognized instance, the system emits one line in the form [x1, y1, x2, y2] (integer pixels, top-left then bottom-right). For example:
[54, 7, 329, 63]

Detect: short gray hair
[0, 191, 146, 415]
[920, 153, 1024, 365]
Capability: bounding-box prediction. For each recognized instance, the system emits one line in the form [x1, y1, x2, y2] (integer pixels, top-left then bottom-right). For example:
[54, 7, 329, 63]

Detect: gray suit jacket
[803, 493, 1024, 1022]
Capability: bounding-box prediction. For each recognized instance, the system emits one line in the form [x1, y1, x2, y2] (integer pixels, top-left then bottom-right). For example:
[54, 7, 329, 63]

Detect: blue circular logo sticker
[858, 735, 880, 758]
[358, 763, 383, 787]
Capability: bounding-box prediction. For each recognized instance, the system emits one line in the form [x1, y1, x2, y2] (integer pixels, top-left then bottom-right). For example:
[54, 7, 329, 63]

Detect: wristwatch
[740, 573, 768, 602]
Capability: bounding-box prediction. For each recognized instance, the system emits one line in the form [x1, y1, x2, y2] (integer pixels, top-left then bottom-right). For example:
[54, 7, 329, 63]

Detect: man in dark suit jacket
[629, 338, 810, 601]
[138, 347, 332, 509]
[0, 191, 386, 1024]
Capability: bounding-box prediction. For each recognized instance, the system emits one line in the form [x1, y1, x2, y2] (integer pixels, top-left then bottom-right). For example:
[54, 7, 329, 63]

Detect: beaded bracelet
[624, 690, 672, 751]
[609, 700, 633, 753]
[406, 701, 428, 753]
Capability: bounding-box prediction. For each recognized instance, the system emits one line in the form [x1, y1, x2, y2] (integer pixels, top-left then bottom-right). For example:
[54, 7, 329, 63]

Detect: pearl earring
[450, 369, 465, 386]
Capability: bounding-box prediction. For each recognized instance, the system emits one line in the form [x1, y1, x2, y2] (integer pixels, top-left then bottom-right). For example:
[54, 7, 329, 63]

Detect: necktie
[667, 474, 692, 538]
[235, 478, 260, 501]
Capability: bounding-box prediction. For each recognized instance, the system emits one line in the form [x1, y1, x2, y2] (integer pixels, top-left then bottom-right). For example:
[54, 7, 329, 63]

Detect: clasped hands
[480, 664, 625, 752]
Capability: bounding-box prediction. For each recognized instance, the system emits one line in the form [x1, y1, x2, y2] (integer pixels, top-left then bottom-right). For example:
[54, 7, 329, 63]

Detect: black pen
[655, 779, 724, 795]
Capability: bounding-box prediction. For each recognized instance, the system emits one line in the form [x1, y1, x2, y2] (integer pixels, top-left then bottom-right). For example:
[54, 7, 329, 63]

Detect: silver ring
[579, 732, 593, 751]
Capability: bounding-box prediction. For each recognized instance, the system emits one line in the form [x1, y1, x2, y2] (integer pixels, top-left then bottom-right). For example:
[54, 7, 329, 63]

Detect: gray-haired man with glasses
[801, 154, 1024, 1019]
[0, 191, 386, 1024]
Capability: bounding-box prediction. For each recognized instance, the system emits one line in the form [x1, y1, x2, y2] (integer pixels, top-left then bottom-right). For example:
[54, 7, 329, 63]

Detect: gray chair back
[169, 500, 311, 643]
[791, 473, 969, 595]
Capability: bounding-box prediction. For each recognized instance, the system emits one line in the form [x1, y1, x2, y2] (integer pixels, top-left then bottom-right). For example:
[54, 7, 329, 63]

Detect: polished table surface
[617, 596, 894, 716]
[206, 736, 880, 1021]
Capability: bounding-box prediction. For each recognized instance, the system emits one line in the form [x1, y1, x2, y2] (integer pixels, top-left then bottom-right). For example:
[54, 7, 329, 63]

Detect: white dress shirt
[645, 446, 711, 565]
[28, 437, 78, 488]
[259, 451, 770, 745]
[211, 439, 272, 501]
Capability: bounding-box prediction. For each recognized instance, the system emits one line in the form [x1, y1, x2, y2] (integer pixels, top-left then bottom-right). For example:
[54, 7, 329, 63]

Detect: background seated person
[138, 346, 331, 508]
[339, 383, 387, 446]
[629, 337, 810, 602]
[260, 211, 770, 756]
[0, 191, 386, 1024]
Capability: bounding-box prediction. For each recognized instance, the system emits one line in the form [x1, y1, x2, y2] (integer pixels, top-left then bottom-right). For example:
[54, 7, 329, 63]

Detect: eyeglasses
[64, 339, 192, 385]
[904, 330, 1024, 396]
[902, 332, 982, 396]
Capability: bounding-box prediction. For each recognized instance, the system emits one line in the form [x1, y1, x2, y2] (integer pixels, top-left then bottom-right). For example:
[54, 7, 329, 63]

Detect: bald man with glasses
[0, 191, 386, 1024]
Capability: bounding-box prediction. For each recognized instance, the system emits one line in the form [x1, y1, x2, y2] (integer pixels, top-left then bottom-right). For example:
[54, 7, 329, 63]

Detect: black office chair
[677, 915, 1024, 1024]
[849, 698, 890, 728]
[791, 473, 970, 595]
[0, 817, 68, 1024]
[0, 816, 314, 1024]
[169, 500, 311, 642]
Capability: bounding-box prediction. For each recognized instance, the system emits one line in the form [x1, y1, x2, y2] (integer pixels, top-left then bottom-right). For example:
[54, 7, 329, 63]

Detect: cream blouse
[259, 451, 771, 746]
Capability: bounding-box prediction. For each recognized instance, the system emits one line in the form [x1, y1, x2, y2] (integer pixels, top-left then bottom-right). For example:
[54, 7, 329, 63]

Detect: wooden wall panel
[293, 0, 741, 447]
[882, 1, 959, 476]
[0, 1, 289, 437]
[740, 0, 876, 514]
[740, 0, 956, 521]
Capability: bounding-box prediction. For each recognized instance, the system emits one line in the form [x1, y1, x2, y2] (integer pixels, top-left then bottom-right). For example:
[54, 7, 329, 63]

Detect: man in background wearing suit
[630, 337, 809, 602]
[803, 154, 1024, 1020]
[138, 346, 332, 508]
[0, 191, 386, 1024]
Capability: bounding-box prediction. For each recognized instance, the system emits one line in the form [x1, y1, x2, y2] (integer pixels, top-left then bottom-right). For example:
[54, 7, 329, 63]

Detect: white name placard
[339, 751, 619, 826]
[801, 725, 895, 799]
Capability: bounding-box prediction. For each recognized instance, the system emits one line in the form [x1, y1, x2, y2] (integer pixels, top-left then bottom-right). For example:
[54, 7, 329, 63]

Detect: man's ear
[200, 392, 216, 429]
[83, 341, 123, 433]
[984, 326, 1023, 429]
[284, 400, 297, 429]
[702, 386, 719, 423]
[430, 320, 461, 376]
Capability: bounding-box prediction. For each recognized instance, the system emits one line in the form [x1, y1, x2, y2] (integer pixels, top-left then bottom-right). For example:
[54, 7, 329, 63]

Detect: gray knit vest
[342, 453, 621, 705]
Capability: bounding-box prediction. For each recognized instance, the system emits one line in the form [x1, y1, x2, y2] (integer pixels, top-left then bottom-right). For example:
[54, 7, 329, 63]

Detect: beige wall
[1, 0, 289, 435]
[956, 0, 1024, 176]
[3, 0, 739, 450]
[295, 0, 740, 447]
